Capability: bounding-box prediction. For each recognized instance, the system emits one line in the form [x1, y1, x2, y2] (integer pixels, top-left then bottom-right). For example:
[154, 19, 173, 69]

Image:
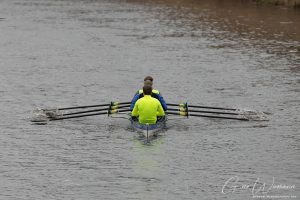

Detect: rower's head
[144, 76, 153, 87]
[144, 80, 152, 87]
[144, 76, 153, 82]
[143, 85, 152, 95]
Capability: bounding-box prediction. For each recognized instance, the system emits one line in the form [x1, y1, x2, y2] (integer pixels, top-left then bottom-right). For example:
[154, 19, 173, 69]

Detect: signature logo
[222, 176, 296, 198]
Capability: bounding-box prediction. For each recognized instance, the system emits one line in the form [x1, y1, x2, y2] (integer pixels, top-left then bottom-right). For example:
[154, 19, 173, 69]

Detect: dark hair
[143, 86, 152, 95]
[144, 76, 153, 82]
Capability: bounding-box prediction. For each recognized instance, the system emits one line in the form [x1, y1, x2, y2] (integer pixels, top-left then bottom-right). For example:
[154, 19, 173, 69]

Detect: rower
[130, 76, 167, 111]
[131, 86, 165, 125]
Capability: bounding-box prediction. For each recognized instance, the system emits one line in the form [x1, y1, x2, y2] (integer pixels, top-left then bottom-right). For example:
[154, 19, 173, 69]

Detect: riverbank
[253, 0, 300, 7]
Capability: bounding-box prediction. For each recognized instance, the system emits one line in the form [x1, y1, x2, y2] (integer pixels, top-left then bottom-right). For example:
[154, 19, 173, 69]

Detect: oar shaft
[167, 103, 236, 111]
[57, 104, 110, 110]
[188, 105, 236, 111]
[167, 108, 239, 115]
[167, 112, 248, 121]
[50, 102, 131, 111]
[62, 105, 130, 116]
[190, 109, 239, 115]
[50, 109, 131, 120]
[108, 109, 131, 114]
[188, 113, 248, 121]
[50, 111, 108, 120]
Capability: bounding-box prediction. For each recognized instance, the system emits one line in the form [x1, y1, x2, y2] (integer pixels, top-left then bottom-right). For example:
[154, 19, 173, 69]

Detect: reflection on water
[130, 0, 300, 40]
[130, 0, 300, 67]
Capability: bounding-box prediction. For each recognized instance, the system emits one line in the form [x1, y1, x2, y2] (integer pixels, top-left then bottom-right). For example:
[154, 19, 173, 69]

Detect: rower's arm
[157, 103, 165, 117]
[131, 103, 139, 117]
[130, 94, 140, 111]
[157, 93, 168, 111]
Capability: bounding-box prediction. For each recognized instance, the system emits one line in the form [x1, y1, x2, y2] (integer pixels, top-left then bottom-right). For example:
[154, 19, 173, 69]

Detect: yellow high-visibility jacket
[131, 95, 165, 124]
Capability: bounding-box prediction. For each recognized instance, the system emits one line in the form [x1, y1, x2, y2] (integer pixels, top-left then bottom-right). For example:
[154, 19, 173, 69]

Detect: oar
[189, 113, 248, 121]
[167, 108, 239, 115]
[167, 111, 248, 121]
[45, 102, 131, 111]
[60, 105, 130, 117]
[50, 109, 131, 121]
[167, 103, 237, 111]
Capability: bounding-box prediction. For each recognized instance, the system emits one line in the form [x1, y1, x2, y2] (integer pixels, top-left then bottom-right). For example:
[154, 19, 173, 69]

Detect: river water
[0, 0, 299, 199]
